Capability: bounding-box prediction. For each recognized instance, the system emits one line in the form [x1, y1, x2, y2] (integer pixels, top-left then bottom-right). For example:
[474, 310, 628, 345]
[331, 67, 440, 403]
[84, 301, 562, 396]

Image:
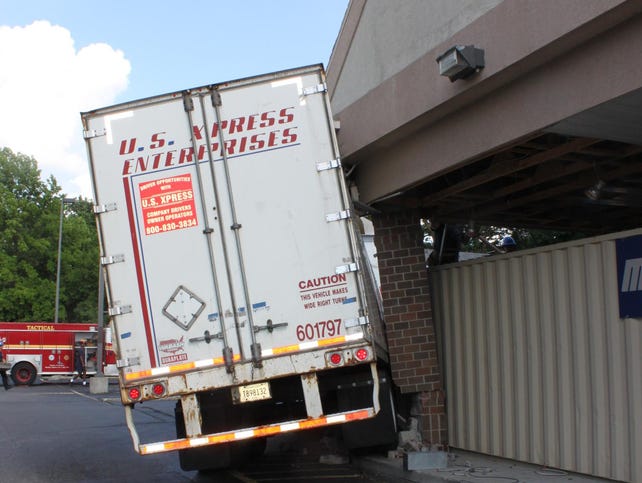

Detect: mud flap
[340, 373, 397, 450]
[174, 400, 266, 471]
[174, 401, 229, 471]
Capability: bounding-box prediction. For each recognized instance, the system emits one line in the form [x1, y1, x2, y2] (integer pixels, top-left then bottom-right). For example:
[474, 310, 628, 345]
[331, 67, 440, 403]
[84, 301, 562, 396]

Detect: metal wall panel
[430, 229, 642, 482]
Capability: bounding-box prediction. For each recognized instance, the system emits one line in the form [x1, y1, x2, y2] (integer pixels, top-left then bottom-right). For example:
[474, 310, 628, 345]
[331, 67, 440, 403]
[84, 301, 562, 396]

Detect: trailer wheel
[11, 362, 37, 386]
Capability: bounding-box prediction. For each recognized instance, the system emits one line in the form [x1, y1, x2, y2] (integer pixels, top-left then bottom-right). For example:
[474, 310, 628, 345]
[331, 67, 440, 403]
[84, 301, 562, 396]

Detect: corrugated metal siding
[430, 229, 642, 482]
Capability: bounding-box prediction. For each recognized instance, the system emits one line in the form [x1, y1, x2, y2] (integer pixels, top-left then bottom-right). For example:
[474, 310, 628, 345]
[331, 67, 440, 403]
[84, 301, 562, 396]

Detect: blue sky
[0, 0, 349, 197]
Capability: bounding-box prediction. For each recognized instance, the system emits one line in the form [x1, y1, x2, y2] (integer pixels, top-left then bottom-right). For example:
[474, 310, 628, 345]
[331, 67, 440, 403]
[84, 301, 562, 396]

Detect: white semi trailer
[81, 64, 395, 470]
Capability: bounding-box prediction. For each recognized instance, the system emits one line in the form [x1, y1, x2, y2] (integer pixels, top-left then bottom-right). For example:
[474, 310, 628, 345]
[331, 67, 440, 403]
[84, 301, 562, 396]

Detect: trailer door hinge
[108, 304, 132, 316]
[101, 254, 125, 266]
[302, 83, 327, 96]
[210, 89, 222, 107]
[83, 129, 107, 139]
[326, 210, 350, 222]
[316, 158, 341, 171]
[116, 356, 140, 368]
[93, 202, 117, 214]
[336, 263, 358, 274]
[182, 92, 194, 111]
[345, 316, 369, 328]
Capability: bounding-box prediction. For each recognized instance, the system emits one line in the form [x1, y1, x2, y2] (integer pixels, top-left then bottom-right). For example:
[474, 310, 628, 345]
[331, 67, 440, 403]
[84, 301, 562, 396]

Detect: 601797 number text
[296, 319, 341, 341]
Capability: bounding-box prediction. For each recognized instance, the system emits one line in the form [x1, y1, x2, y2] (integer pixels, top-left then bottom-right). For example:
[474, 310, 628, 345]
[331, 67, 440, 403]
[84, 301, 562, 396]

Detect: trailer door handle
[253, 319, 288, 334]
[188, 330, 223, 344]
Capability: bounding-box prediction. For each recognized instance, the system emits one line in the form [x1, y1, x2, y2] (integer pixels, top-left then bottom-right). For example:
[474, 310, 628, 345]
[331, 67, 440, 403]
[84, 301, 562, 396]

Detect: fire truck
[0, 322, 116, 385]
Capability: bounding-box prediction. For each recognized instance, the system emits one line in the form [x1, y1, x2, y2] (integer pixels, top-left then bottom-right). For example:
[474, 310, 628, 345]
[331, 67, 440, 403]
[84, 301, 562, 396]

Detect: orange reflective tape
[317, 336, 347, 347]
[345, 409, 372, 421]
[168, 362, 194, 373]
[163, 440, 191, 451]
[208, 433, 237, 444]
[299, 417, 328, 430]
[138, 408, 375, 455]
[270, 343, 301, 355]
[254, 426, 282, 438]
[125, 369, 152, 380]
[262, 332, 364, 358]
[125, 354, 240, 382]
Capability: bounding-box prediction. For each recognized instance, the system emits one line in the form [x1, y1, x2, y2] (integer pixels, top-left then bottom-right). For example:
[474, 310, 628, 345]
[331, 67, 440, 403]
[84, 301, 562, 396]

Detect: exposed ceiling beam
[420, 137, 599, 205]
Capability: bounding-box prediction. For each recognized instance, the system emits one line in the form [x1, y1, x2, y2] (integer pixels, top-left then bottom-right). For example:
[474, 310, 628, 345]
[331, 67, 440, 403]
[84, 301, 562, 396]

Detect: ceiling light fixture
[585, 179, 606, 201]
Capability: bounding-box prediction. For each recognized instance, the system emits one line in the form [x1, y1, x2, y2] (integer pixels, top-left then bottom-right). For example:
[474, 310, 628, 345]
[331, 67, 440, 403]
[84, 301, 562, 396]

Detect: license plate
[234, 382, 271, 403]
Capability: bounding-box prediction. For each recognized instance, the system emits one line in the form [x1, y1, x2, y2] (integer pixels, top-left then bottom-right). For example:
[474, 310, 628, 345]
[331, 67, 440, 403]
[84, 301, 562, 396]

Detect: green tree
[423, 219, 586, 255]
[0, 147, 99, 322]
[458, 226, 586, 252]
[59, 199, 100, 321]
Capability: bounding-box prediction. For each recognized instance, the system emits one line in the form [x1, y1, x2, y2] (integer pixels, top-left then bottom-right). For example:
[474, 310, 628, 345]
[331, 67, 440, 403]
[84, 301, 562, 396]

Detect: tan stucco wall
[328, 0, 642, 204]
[330, 0, 501, 113]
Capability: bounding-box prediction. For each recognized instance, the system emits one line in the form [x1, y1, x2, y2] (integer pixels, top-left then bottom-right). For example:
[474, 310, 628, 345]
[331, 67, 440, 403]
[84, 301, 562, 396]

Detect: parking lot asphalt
[0, 381, 197, 483]
[0, 380, 615, 483]
[0, 381, 375, 482]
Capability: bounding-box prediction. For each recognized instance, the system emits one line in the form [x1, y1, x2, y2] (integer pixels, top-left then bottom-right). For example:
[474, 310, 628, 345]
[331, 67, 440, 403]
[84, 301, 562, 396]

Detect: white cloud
[0, 20, 130, 199]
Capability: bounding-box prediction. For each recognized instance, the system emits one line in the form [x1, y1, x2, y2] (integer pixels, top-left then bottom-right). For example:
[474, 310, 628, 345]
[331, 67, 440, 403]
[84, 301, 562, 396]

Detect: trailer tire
[11, 362, 37, 386]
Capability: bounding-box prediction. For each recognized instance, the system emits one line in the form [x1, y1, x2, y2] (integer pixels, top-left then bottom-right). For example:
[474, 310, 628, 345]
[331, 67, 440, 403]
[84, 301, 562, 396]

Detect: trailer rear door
[83, 66, 374, 381]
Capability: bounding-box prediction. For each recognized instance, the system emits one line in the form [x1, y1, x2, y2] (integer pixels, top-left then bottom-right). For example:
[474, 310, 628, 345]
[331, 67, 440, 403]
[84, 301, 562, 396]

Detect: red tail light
[329, 353, 342, 365]
[152, 383, 165, 396]
[355, 348, 369, 361]
[128, 387, 141, 401]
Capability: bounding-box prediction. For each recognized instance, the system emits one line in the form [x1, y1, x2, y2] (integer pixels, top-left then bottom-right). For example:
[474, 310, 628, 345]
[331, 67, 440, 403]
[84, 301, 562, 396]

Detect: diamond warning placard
[139, 174, 198, 235]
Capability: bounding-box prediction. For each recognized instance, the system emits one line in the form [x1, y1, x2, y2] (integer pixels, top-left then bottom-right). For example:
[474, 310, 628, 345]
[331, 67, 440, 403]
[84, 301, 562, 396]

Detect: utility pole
[90, 264, 109, 394]
[96, 264, 104, 376]
[54, 197, 76, 323]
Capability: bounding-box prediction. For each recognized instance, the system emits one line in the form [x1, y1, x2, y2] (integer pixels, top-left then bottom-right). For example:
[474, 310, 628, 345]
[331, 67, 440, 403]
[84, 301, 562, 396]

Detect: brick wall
[372, 210, 447, 445]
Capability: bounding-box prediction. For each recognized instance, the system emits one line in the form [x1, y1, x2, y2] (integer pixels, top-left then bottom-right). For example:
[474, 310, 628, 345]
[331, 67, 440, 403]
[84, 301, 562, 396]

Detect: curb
[355, 455, 446, 483]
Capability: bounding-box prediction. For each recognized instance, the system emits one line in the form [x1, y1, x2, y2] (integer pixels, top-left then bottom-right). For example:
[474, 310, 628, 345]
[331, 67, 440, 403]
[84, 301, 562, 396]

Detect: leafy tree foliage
[0, 148, 99, 322]
[459, 225, 587, 253]
[423, 219, 586, 255]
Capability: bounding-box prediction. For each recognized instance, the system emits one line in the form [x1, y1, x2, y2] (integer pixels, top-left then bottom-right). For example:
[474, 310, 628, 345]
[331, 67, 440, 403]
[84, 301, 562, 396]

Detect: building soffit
[328, 0, 642, 234]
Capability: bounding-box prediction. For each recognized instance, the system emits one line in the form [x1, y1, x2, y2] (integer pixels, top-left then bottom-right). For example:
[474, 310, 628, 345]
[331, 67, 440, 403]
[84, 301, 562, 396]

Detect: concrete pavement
[356, 449, 614, 483]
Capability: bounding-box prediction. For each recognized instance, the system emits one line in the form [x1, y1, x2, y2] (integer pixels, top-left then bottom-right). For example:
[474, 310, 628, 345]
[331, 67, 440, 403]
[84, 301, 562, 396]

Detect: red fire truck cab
[0, 322, 116, 385]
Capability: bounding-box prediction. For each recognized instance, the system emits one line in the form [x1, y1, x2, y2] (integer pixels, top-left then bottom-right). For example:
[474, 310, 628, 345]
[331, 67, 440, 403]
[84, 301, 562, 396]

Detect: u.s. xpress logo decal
[616, 234, 642, 318]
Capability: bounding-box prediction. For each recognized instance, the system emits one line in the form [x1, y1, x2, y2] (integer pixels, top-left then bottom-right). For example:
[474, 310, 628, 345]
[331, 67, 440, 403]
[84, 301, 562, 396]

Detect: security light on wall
[437, 45, 485, 81]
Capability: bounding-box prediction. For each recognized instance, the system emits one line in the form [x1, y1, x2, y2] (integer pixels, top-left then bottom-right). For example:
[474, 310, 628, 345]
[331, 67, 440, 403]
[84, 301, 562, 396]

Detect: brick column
[372, 210, 448, 446]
